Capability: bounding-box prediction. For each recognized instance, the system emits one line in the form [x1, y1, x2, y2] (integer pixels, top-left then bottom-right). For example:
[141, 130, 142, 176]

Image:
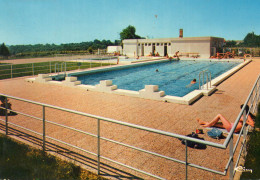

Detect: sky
[0, 0, 259, 45]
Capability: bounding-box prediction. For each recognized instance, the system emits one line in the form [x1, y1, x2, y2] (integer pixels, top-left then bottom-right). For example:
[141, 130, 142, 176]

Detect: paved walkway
[0, 57, 259, 179]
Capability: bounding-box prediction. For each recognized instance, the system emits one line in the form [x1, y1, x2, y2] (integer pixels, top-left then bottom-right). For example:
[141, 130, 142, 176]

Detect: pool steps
[35, 74, 52, 83]
[139, 85, 165, 100]
[28, 74, 220, 105]
[26, 59, 251, 105]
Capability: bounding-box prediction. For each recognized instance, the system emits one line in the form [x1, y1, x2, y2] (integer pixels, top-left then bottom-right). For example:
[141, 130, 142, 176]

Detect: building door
[141, 44, 144, 56]
[164, 44, 168, 56]
[152, 43, 155, 55]
[211, 47, 216, 57]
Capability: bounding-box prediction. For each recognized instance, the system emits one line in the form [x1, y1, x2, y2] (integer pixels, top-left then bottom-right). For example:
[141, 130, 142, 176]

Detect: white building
[107, 46, 122, 54]
[122, 36, 224, 58]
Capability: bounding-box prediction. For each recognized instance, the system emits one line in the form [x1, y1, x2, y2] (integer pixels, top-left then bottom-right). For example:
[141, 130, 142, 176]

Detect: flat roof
[123, 36, 224, 43]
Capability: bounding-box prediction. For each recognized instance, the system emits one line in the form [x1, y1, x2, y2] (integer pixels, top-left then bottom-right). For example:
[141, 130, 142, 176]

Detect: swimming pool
[73, 60, 241, 97]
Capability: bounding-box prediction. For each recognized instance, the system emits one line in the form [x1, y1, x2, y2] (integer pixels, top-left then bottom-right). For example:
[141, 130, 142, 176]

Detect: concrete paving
[0, 57, 259, 179]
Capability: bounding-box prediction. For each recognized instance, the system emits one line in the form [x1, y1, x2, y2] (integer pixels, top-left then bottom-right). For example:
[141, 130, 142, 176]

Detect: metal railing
[199, 69, 212, 90]
[0, 74, 259, 179]
[0, 57, 117, 80]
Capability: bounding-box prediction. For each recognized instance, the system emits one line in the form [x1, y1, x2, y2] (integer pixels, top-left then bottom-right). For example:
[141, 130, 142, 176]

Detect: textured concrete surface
[0, 57, 259, 179]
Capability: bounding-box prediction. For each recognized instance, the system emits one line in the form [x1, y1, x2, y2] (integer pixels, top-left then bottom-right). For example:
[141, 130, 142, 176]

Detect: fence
[0, 57, 117, 80]
[0, 74, 259, 179]
[226, 47, 260, 57]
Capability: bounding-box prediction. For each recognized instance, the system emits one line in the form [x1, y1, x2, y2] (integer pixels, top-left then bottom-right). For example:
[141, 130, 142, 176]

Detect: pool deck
[0, 57, 260, 179]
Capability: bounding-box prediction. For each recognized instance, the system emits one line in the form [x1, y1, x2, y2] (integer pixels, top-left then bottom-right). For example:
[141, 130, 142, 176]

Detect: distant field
[0, 61, 113, 80]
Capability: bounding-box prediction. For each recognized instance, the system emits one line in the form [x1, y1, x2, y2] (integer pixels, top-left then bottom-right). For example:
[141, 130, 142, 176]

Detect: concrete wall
[172, 40, 210, 58]
[123, 37, 224, 58]
[123, 39, 138, 56]
[107, 46, 122, 53]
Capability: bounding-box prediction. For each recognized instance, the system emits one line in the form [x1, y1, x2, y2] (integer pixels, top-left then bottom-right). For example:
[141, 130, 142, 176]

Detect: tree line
[0, 39, 122, 59]
[8, 39, 121, 55]
[1, 25, 259, 59]
[0, 25, 141, 59]
[225, 32, 260, 47]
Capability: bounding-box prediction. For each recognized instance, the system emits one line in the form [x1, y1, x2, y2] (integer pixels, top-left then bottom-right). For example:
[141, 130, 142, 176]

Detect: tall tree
[0, 43, 10, 59]
[243, 32, 260, 47]
[120, 25, 143, 41]
[225, 40, 237, 47]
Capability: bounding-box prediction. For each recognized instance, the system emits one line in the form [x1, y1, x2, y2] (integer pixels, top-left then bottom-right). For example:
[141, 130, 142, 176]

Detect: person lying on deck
[197, 105, 255, 133]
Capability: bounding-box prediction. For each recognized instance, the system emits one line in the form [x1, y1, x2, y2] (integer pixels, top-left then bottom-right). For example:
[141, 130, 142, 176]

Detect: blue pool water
[75, 60, 241, 97]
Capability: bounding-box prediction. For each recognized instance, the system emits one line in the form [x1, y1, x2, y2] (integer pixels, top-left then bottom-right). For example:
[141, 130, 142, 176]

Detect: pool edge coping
[26, 59, 251, 105]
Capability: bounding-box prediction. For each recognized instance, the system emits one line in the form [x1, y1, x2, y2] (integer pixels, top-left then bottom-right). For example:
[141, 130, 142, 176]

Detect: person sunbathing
[197, 105, 254, 133]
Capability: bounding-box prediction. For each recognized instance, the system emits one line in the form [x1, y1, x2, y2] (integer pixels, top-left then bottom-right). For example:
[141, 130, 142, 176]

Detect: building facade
[122, 36, 224, 58]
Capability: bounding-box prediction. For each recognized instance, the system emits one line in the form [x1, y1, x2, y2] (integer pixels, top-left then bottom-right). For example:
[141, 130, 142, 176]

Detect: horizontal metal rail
[223, 75, 260, 147]
[46, 135, 97, 157]
[0, 60, 113, 80]
[8, 121, 42, 137]
[0, 94, 224, 148]
[45, 119, 97, 138]
[0, 74, 259, 179]
[100, 155, 166, 180]
[2, 107, 226, 178]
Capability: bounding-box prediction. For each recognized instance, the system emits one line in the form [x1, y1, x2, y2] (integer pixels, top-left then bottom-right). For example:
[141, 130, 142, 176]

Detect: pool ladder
[199, 70, 211, 90]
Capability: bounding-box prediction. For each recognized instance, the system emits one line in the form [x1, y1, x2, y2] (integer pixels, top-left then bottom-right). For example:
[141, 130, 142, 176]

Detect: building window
[148, 43, 151, 46]
[164, 43, 167, 45]
[145, 43, 147, 46]
[157, 43, 159, 46]
[138, 43, 140, 46]
[161, 43, 163, 46]
[168, 43, 171, 46]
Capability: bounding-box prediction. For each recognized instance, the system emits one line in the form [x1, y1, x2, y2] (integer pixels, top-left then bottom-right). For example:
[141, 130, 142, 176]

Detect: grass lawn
[0, 133, 106, 179]
[0, 61, 113, 80]
[241, 104, 260, 179]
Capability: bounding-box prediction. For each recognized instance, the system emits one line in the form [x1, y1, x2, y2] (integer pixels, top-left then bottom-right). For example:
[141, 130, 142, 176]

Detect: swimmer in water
[186, 79, 197, 88]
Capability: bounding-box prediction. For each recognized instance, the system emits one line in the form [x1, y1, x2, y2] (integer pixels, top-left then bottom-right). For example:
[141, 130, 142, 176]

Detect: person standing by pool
[174, 51, 180, 60]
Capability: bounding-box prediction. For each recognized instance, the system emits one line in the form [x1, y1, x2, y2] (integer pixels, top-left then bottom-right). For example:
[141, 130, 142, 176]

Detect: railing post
[256, 79, 260, 102]
[43, 105, 46, 152]
[11, 64, 13, 79]
[5, 97, 8, 135]
[229, 135, 234, 180]
[206, 73, 208, 90]
[243, 109, 247, 142]
[50, 61, 51, 73]
[32, 63, 34, 76]
[97, 119, 101, 175]
[185, 139, 188, 180]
